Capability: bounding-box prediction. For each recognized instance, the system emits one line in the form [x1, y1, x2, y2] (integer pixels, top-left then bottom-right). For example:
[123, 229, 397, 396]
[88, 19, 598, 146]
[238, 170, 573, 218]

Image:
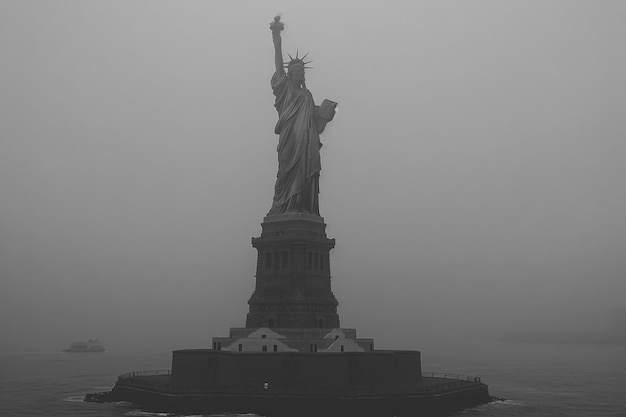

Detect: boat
[62, 339, 105, 353]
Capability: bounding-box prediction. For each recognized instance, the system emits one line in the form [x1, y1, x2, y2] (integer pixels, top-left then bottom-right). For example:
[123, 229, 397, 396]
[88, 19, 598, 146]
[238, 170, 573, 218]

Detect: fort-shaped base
[93, 348, 492, 417]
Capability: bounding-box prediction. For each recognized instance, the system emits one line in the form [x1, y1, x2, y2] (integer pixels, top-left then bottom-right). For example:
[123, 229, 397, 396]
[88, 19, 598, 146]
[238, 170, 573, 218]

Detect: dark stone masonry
[246, 214, 340, 330]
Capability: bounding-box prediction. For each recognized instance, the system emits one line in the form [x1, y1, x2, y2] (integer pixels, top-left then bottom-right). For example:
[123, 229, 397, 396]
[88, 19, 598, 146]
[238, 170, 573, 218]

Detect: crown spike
[285, 51, 313, 71]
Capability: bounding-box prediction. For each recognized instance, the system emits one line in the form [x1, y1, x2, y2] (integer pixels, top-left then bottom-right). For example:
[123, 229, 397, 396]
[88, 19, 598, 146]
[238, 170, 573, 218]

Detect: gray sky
[1, 1, 625, 352]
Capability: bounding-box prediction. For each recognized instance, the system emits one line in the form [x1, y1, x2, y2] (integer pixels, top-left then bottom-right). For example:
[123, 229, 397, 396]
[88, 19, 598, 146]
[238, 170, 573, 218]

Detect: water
[1, 340, 624, 416]
[419, 339, 626, 417]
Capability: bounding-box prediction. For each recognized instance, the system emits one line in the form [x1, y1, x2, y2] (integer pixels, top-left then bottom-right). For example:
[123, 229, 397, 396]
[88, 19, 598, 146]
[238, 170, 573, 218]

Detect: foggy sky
[1, 1, 625, 352]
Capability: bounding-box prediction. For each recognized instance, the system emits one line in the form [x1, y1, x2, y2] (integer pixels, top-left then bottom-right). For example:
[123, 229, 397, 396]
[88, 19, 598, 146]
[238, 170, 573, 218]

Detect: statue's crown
[284, 51, 312, 70]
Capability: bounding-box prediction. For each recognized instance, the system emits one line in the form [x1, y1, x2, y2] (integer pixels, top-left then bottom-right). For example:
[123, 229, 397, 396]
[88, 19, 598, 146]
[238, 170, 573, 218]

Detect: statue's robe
[268, 71, 321, 215]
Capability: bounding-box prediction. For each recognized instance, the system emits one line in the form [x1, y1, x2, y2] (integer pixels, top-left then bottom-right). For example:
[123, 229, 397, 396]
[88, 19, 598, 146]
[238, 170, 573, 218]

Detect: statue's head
[285, 51, 311, 85]
[287, 61, 305, 83]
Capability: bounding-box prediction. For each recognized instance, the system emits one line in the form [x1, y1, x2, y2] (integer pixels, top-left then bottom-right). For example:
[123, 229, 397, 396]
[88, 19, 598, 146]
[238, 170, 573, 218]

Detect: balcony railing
[118, 369, 171, 380]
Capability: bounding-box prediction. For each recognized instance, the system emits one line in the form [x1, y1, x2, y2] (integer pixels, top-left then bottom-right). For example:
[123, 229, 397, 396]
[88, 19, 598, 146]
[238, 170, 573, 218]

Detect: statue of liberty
[267, 15, 337, 216]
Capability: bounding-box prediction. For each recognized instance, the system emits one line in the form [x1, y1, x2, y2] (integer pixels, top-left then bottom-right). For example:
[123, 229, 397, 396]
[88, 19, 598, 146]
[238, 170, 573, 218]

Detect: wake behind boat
[62, 339, 105, 353]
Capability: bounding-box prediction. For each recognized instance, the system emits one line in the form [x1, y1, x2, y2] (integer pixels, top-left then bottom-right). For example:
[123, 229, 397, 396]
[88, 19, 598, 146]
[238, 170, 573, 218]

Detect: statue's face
[288, 66, 305, 84]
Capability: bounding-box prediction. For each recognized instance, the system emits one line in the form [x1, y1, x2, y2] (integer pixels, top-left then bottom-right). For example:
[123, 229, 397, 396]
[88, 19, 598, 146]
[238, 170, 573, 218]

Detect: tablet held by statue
[314, 99, 337, 134]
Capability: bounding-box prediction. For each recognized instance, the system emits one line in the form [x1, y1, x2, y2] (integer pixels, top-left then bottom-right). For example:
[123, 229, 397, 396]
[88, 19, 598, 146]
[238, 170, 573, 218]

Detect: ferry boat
[62, 339, 105, 353]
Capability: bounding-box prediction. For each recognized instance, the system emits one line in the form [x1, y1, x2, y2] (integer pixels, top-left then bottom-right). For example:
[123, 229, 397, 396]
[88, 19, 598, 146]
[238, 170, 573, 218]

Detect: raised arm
[270, 15, 285, 76]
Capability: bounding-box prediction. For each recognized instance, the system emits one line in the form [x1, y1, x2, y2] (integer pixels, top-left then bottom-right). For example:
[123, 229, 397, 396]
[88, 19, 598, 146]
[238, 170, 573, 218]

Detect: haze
[1, 1, 625, 353]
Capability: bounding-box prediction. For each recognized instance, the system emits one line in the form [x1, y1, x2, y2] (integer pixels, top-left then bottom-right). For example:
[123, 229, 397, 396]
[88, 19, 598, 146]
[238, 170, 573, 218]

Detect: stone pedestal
[212, 213, 374, 353]
[246, 213, 340, 329]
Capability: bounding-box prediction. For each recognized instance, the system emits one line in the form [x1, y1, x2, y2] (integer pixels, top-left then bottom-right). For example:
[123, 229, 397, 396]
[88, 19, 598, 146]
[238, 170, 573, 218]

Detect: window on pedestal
[282, 251, 288, 268]
[274, 252, 280, 269]
[305, 251, 327, 272]
[266, 252, 272, 269]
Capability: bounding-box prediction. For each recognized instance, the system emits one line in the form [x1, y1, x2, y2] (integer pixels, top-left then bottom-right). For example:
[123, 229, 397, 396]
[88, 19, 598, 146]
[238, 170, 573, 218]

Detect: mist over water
[1, 1, 625, 353]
